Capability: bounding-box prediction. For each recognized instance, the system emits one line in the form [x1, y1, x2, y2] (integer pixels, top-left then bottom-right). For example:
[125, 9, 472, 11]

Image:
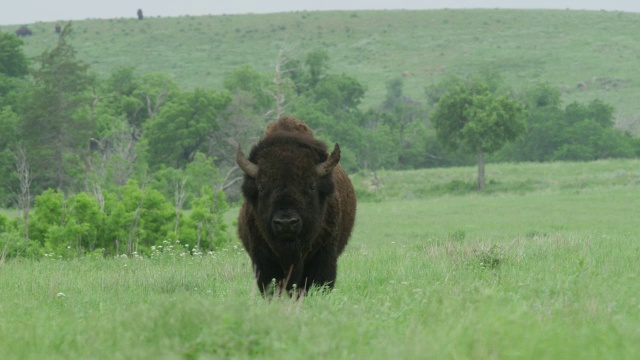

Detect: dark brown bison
[236, 116, 356, 296]
[15, 26, 32, 37]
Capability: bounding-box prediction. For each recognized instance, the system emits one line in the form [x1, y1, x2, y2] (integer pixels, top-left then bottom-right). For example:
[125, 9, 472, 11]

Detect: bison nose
[272, 213, 302, 235]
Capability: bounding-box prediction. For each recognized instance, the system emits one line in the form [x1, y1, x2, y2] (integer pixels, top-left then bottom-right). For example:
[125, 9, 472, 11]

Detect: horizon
[2, 0, 639, 26]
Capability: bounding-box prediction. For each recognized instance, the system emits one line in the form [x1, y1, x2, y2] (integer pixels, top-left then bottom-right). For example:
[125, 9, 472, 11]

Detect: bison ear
[316, 144, 340, 177]
[236, 145, 259, 178]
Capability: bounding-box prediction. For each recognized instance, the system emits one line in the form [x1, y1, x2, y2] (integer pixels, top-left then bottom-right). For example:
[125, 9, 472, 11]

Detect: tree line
[1, 23, 638, 258]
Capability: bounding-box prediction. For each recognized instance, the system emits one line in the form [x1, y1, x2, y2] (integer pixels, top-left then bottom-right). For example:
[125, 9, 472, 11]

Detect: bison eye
[308, 182, 317, 192]
[258, 184, 265, 194]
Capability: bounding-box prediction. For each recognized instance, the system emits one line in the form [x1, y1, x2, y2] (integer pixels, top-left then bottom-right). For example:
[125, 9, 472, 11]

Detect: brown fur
[237, 116, 356, 295]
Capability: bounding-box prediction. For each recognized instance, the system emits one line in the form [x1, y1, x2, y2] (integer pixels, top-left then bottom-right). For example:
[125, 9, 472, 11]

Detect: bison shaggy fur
[236, 116, 356, 295]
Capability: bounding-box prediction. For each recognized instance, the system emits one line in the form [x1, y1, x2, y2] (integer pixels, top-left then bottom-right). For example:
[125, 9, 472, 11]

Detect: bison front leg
[300, 247, 338, 293]
[252, 259, 285, 296]
[254, 258, 307, 297]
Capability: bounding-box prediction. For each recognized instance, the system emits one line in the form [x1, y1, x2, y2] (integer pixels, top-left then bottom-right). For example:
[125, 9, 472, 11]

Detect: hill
[2, 9, 639, 130]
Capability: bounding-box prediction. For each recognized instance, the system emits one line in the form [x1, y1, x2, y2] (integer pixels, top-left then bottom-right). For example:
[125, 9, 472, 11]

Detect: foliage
[143, 88, 231, 170]
[222, 64, 273, 112]
[496, 83, 637, 162]
[304, 49, 330, 88]
[11, 178, 230, 259]
[150, 152, 222, 209]
[0, 32, 28, 78]
[0, 18, 637, 211]
[431, 74, 527, 188]
[19, 23, 94, 191]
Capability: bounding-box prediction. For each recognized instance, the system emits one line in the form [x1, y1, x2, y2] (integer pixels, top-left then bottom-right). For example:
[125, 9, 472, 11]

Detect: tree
[501, 83, 633, 163]
[132, 73, 179, 130]
[0, 32, 28, 78]
[356, 110, 398, 174]
[0, 106, 20, 205]
[431, 80, 527, 189]
[222, 65, 272, 112]
[381, 77, 427, 168]
[13, 146, 32, 246]
[310, 74, 365, 114]
[143, 88, 231, 170]
[304, 49, 330, 88]
[20, 23, 94, 191]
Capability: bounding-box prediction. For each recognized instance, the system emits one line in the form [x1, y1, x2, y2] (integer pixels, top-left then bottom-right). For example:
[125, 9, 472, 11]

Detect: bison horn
[316, 144, 341, 177]
[236, 145, 259, 178]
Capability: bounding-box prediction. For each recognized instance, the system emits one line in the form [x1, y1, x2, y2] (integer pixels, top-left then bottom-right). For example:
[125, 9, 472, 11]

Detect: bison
[15, 26, 32, 37]
[236, 116, 356, 296]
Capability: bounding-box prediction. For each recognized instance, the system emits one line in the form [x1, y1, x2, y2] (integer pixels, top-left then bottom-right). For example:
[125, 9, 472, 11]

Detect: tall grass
[1, 159, 639, 358]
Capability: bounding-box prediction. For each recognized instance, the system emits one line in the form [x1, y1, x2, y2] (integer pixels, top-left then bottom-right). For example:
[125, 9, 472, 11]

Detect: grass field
[2, 9, 640, 129]
[1, 159, 639, 358]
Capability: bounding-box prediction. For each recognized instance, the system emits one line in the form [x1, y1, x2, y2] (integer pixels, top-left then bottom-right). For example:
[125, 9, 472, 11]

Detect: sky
[2, 0, 639, 25]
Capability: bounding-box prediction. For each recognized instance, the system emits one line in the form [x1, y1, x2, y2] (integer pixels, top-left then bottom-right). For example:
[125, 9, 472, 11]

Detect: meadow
[2, 9, 640, 129]
[1, 159, 638, 359]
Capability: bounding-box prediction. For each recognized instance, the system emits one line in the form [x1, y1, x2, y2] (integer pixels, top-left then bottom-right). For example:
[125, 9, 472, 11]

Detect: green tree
[381, 77, 426, 169]
[0, 106, 20, 204]
[222, 64, 272, 112]
[188, 186, 229, 251]
[357, 110, 398, 172]
[20, 23, 94, 191]
[0, 32, 28, 78]
[310, 74, 366, 114]
[129, 72, 179, 130]
[431, 80, 527, 189]
[500, 82, 565, 162]
[143, 88, 231, 170]
[29, 189, 66, 249]
[502, 83, 633, 163]
[305, 49, 330, 88]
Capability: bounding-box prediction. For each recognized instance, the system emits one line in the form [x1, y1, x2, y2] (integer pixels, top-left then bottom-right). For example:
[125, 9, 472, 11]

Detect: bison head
[237, 134, 340, 246]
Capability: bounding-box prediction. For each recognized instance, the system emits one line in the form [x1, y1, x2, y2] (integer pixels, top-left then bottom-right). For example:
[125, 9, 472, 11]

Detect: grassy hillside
[2, 9, 639, 130]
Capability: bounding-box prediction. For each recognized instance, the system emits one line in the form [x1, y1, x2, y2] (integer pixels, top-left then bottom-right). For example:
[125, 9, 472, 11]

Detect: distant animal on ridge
[15, 26, 32, 37]
[236, 116, 357, 296]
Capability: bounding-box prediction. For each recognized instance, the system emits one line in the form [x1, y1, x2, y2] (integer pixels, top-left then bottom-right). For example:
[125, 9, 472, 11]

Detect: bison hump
[265, 116, 315, 137]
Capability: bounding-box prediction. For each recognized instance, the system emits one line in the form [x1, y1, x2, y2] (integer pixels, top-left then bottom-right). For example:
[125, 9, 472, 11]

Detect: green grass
[1, 159, 639, 358]
[2, 9, 640, 130]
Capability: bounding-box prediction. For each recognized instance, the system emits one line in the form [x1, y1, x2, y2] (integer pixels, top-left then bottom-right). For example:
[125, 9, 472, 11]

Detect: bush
[9, 180, 230, 259]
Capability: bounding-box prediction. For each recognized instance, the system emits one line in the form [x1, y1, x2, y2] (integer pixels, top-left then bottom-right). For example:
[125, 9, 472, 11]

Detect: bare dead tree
[209, 91, 263, 166]
[84, 91, 101, 193]
[205, 185, 224, 252]
[196, 222, 203, 250]
[85, 122, 137, 211]
[144, 88, 168, 118]
[173, 176, 188, 234]
[127, 180, 147, 257]
[220, 165, 243, 191]
[13, 146, 32, 247]
[265, 46, 299, 121]
[272, 48, 287, 119]
[101, 122, 137, 186]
